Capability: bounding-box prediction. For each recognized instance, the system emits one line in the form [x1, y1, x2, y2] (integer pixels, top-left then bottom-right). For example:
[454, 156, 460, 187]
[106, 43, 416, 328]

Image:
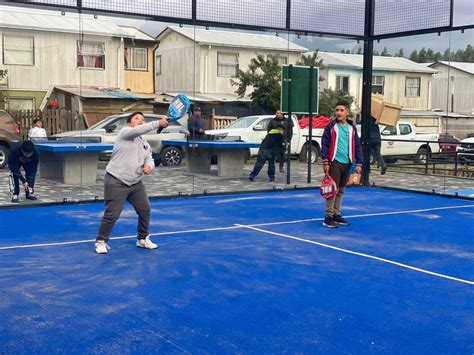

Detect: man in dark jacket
[8, 141, 39, 203]
[267, 110, 294, 173]
[249, 124, 284, 182]
[369, 116, 386, 175]
[187, 107, 205, 140]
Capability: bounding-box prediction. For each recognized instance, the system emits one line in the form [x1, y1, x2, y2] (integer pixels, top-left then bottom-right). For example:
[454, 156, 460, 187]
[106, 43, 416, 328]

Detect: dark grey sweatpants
[96, 173, 151, 242]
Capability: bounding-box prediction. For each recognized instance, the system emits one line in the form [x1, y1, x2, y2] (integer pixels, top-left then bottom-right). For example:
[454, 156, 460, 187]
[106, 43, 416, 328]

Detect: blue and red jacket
[321, 119, 362, 166]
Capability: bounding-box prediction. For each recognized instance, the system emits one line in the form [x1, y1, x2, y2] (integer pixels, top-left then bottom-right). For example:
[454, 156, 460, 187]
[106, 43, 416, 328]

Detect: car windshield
[228, 116, 260, 129]
[88, 116, 120, 130]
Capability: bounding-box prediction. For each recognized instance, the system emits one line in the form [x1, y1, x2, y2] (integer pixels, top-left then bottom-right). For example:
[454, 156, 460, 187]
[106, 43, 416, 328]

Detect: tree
[409, 49, 418, 62]
[318, 89, 355, 117]
[356, 46, 363, 55]
[297, 51, 325, 81]
[231, 54, 282, 112]
[297, 51, 324, 68]
[395, 48, 404, 57]
[373, 50, 380, 56]
[380, 47, 391, 56]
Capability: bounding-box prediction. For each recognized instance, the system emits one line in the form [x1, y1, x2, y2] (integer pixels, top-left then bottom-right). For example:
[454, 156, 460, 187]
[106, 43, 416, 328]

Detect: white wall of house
[0, 28, 124, 91]
[321, 68, 432, 111]
[154, 32, 200, 93]
[431, 64, 472, 79]
[154, 31, 302, 95]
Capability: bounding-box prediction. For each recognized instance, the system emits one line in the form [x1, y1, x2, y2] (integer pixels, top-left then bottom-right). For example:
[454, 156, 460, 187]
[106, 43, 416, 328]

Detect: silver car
[53, 113, 188, 166]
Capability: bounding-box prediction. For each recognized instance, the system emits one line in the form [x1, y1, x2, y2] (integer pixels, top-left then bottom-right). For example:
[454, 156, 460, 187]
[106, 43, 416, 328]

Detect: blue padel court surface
[0, 187, 473, 353]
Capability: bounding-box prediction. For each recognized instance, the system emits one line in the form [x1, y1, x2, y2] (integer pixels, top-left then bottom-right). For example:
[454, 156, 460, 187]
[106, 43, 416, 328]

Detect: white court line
[236, 224, 474, 286]
[0, 226, 240, 251]
[0, 204, 472, 251]
[251, 204, 474, 227]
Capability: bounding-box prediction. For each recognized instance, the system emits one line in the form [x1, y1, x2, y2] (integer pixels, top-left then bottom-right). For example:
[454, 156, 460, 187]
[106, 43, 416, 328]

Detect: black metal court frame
[2, 0, 473, 185]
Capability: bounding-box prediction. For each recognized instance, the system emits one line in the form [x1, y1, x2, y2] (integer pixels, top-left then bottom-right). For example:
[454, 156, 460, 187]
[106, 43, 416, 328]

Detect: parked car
[437, 133, 460, 159]
[0, 110, 21, 169]
[206, 115, 323, 163]
[457, 136, 474, 164]
[357, 121, 440, 164]
[53, 113, 188, 166]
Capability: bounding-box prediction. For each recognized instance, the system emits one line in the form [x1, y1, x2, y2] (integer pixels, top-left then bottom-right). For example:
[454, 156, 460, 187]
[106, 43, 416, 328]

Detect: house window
[3, 34, 34, 65]
[405, 77, 420, 97]
[218, 53, 239, 77]
[372, 76, 385, 95]
[336, 75, 350, 93]
[155, 55, 162, 76]
[124, 47, 147, 70]
[7, 97, 35, 111]
[77, 41, 105, 69]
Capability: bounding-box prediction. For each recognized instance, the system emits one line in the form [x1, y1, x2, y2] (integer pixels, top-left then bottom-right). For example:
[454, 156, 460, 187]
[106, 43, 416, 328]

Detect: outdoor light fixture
[94, 14, 98, 19]
[61, 11, 65, 15]
[179, 23, 183, 27]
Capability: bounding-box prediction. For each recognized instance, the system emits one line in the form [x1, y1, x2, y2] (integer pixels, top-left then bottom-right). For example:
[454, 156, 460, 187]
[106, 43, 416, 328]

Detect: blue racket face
[167, 94, 191, 122]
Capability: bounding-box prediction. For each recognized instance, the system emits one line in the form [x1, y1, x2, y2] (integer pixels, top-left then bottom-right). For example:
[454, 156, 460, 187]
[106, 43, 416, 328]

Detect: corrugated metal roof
[0, 6, 132, 38]
[429, 61, 474, 75]
[119, 26, 156, 42]
[55, 86, 156, 100]
[161, 92, 251, 103]
[316, 52, 437, 74]
[159, 26, 308, 52]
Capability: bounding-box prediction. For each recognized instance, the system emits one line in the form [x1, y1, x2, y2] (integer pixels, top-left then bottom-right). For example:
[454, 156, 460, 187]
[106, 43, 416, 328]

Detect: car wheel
[161, 146, 182, 167]
[0, 144, 10, 169]
[298, 144, 319, 163]
[415, 147, 430, 164]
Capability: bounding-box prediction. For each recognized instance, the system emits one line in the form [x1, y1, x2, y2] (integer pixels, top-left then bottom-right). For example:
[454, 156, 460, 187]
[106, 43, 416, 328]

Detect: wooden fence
[9, 109, 75, 140]
[205, 115, 238, 130]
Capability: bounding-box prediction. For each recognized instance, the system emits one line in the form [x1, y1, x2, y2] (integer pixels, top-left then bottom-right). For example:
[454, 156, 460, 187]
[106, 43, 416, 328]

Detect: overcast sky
[3, 1, 472, 55]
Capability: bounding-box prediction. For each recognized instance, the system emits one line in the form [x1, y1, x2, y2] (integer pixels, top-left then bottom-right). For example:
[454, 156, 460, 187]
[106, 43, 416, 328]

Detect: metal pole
[286, 65, 293, 185]
[361, 0, 375, 186]
[307, 66, 314, 184]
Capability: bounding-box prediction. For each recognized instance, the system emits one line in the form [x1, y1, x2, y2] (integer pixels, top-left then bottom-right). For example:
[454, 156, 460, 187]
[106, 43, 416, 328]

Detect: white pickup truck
[373, 121, 440, 163]
[206, 115, 324, 163]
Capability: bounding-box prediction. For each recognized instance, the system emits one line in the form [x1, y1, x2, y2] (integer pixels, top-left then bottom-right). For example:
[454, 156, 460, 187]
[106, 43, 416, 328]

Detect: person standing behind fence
[369, 116, 386, 175]
[187, 107, 205, 140]
[28, 118, 48, 142]
[249, 124, 284, 182]
[94, 112, 168, 254]
[321, 100, 362, 228]
[267, 110, 293, 173]
[8, 141, 39, 203]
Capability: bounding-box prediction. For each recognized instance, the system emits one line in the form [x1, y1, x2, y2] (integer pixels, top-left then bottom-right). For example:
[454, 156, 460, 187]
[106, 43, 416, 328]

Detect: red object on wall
[49, 100, 58, 109]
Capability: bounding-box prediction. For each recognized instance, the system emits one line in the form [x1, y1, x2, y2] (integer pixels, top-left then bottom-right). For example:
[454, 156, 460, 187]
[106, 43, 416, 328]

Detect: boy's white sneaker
[95, 240, 110, 254]
[136, 235, 158, 250]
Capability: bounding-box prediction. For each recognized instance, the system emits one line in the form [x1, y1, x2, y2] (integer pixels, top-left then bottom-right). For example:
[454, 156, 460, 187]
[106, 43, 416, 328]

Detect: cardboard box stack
[370, 94, 402, 127]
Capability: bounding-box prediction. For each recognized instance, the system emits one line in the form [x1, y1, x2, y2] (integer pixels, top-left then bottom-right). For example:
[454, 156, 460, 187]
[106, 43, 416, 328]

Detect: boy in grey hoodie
[95, 112, 168, 254]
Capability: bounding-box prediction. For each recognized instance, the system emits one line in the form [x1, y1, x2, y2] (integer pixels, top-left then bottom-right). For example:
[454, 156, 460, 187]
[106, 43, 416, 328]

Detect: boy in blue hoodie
[321, 100, 362, 228]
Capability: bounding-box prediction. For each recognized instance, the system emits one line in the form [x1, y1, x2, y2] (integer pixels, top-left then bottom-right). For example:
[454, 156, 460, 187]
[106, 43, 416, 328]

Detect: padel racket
[320, 174, 337, 199]
[167, 93, 191, 122]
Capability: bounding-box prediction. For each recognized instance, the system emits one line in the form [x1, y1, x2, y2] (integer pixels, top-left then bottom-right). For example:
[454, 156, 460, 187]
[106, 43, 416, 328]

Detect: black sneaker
[322, 216, 338, 228]
[381, 167, 387, 175]
[249, 175, 255, 182]
[269, 177, 275, 182]
[279, 168, 285, 173]
[26, 194, 38, 201]
[11, 195, 19, 203]
[333, 214, 350, 226]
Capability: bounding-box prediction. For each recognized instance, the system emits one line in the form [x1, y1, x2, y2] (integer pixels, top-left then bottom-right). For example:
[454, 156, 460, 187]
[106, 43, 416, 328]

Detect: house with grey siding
[314, 52, 437, 111]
